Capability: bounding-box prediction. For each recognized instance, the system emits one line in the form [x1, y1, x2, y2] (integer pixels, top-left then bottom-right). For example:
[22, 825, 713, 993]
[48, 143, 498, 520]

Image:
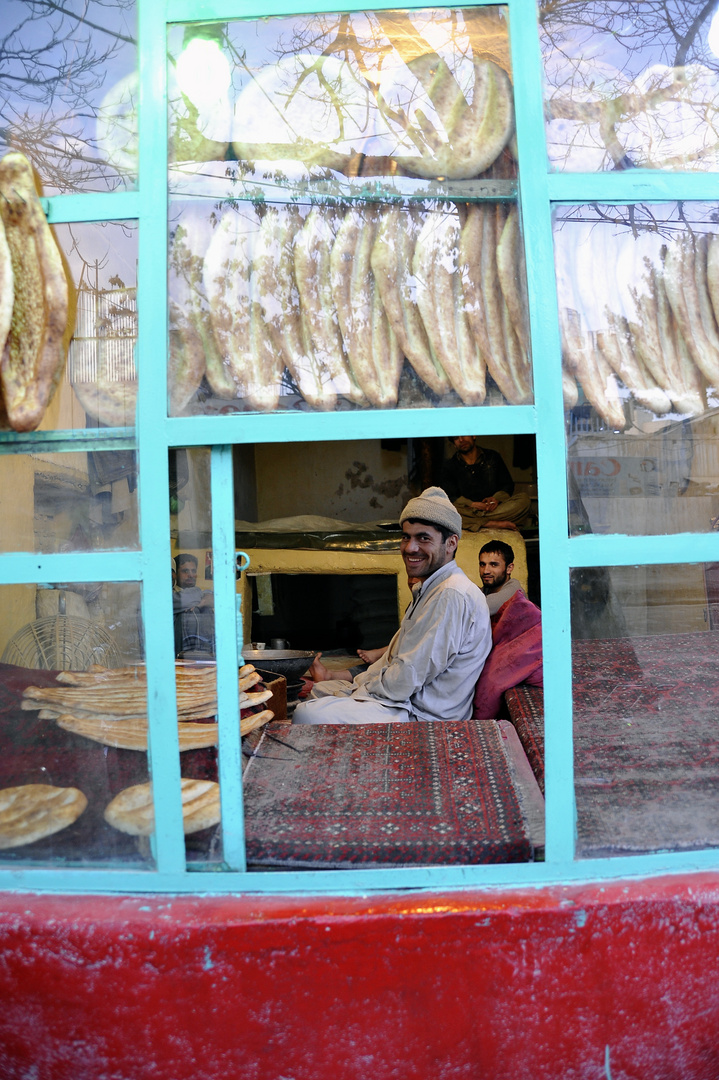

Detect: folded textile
[473, 590, 542, 719]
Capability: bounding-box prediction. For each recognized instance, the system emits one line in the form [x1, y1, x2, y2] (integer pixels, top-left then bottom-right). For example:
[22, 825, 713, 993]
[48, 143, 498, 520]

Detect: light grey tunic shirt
[351, 560, 491, 722]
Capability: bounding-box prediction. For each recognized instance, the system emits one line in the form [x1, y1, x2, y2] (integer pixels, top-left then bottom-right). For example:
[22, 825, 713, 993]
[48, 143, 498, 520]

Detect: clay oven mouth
[247, 572, 400, 659]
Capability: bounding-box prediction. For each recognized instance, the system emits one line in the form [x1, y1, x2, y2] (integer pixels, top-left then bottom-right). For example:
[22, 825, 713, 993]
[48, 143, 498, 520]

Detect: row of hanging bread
[169, 199, 533, 414]
[557, 223, 719, 427]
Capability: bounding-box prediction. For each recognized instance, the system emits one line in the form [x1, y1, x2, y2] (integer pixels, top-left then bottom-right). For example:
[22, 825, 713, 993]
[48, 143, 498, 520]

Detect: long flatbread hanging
[168, 204, 227, 413]
[203, 205, 282, 411]
[254, 206, 335, 410]
[0, 152, 74, 431]
[330, 206, 403, 408]
[371, 206, 450, 396]
[414, 204, 485, 405]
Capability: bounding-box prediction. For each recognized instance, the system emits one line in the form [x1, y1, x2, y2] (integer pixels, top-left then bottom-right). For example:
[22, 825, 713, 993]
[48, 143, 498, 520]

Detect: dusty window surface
[555, 203, 719, 537]
[572, 562, 719, 858]
[0, 448, 138, 555]
[540, 1, 719, 173]
[166, 10, 534, 417]
[0, 0, 137, 193]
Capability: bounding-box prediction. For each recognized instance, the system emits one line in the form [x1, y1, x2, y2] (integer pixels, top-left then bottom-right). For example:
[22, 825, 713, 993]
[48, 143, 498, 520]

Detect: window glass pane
[63, 222, 138, 432]
[0, 219, 137, 435]
[172, 448, 215, 661]
[0, 580, 154, 866]
[223, 436, 543, 869]
[0, 450, 138, 554]
[540, 1, 719, 173]
[167, 195, 532, 415]
[167, 10, 534, 417]
[168, 9, 516, 196]
[170, 448, 229, 870]
[554, 203, 719, 536]
[572, 563, 719, 858]
[0, 1, 138, 193]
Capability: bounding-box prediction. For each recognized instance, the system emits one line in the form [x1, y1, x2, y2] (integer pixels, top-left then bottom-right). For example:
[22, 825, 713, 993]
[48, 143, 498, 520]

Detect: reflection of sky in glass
[540, 2, 719, 171]
[0, 0, 137, 194]
[554, 203, 719, 333]
[167, 8, 513, 195]
[54, 222, 137, 294]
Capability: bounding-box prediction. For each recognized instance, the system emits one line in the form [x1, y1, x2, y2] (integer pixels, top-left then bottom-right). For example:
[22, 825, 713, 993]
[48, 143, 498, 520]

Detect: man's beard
[483, 568, 508, 592]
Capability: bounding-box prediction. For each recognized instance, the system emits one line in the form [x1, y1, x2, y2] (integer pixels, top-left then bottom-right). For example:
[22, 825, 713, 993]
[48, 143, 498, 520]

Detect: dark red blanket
[504, 633, 719, 857]
[473, 591, 543, 719]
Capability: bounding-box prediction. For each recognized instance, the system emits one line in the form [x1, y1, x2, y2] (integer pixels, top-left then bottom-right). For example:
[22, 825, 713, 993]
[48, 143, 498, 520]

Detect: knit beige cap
[399, 486, 462, 538]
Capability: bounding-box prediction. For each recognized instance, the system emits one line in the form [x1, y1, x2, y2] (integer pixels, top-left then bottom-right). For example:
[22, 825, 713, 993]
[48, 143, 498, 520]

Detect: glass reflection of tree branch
[540, 1, 719, 171]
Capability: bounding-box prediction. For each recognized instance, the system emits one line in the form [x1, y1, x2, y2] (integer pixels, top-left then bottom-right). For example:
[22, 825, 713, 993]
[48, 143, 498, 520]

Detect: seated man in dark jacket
[440, 436, 531, 532]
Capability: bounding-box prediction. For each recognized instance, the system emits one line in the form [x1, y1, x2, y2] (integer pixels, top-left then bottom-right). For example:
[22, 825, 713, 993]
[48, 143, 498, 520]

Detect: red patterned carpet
[242, 720, 533, 868]
[506, 632, 719, 858]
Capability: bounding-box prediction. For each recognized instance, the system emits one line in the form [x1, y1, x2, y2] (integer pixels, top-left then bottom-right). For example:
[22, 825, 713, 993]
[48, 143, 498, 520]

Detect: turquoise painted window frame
[1, 0, 717, 894]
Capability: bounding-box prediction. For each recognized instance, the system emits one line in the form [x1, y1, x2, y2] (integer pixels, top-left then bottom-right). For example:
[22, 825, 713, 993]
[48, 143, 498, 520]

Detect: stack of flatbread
[104, 778, 221, 837]
[21, 661, 274, 751]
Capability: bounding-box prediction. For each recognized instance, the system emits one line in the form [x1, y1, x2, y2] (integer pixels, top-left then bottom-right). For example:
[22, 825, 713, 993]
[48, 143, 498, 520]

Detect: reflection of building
[68, 286, 137, 386]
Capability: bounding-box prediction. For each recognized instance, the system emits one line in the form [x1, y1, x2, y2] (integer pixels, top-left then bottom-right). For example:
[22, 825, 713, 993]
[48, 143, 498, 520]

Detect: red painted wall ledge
[2, 872, 719, 1080]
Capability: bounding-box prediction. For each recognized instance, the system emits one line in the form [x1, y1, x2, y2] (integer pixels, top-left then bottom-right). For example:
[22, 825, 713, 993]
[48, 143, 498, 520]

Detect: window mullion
[510, 0, 576, 863]
[211, 445, 247, 872]
[137, 0, 187, 874]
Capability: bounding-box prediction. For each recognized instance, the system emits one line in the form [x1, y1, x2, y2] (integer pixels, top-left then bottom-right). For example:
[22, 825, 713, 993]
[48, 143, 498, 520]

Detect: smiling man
[293, 487, 491, 725]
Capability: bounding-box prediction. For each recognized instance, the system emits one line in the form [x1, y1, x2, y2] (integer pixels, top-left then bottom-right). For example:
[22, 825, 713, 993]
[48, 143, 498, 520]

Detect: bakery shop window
[572, 561, 719, 859]
[162, 436, 544, 871]
[555, 203, 719, 538]
[0, 450, 138, 555]
[0, 580, 164, 866]
[166, 9, 534, 417]
[540, 0, 719, 174]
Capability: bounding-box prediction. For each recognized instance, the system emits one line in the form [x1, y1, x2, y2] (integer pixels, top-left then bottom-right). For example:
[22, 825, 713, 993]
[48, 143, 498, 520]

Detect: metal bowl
[242, 649, 316, 685]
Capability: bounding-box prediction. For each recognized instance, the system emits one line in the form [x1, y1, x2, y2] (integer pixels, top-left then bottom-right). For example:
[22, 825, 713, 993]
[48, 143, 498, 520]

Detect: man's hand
[199, 592, 214, 610]
[471, 498, 498, 513]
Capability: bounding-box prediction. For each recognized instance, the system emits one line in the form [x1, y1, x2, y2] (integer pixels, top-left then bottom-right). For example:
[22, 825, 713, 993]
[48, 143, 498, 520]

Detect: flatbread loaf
[239, 708, 275, 736]
[0, 784, 87, 849]
[55, 714, 222, 751]
[104, 778, 220, 836]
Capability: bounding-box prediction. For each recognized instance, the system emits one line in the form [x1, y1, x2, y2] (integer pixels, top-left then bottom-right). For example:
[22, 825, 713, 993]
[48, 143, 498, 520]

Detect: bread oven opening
[249, 573, 400, 654]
